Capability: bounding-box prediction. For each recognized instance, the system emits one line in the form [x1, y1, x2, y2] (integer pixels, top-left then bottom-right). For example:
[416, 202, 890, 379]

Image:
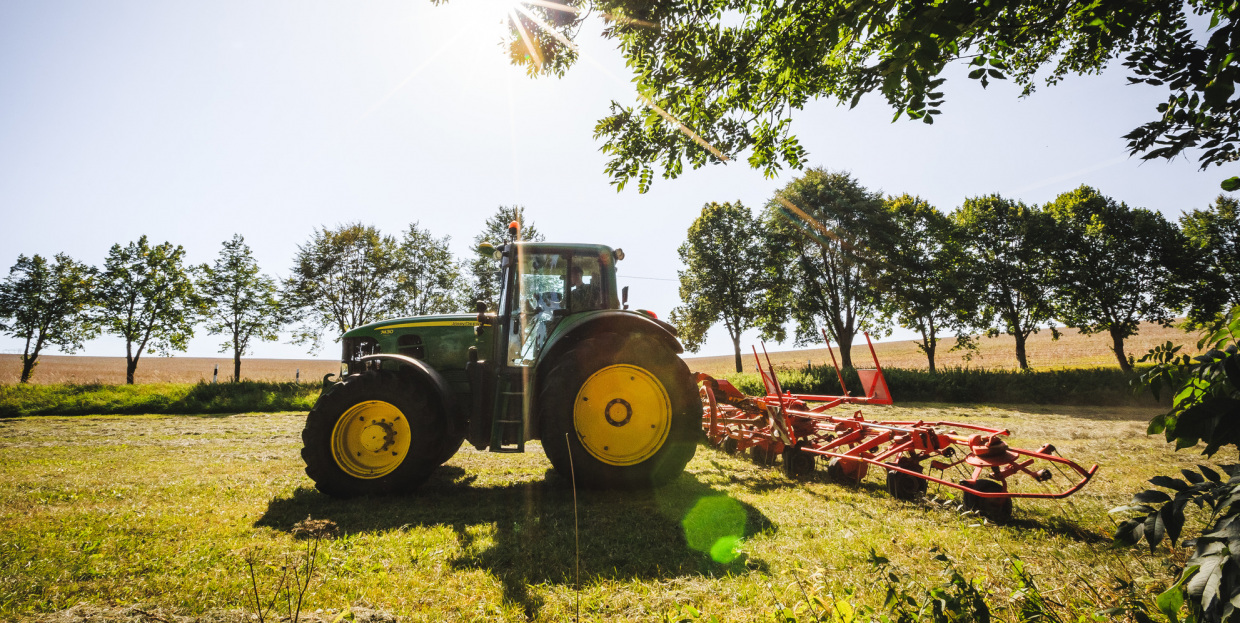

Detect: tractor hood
[343, 314, 479, 339]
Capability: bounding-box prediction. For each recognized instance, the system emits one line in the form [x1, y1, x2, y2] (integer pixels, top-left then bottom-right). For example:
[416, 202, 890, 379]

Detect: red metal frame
[697, 332, 1098, 505]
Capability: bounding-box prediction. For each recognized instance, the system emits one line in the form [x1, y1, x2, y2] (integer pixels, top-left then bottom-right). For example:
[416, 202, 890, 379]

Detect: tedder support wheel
[539, 331, 699, 489]
[885, 457, 928, 501]
[782, 442, 815, 480]
[961, 478, 1013, 522]
[301, 369, 448, 498]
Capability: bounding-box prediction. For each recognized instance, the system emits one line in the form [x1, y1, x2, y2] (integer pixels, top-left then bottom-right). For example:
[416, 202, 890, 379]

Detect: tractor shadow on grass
[256, 468, 774, 620]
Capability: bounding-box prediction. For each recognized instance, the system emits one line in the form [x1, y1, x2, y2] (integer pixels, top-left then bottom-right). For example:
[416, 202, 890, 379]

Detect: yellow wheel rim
[330, 400, 412, 479]
[574, 364, 671, 466]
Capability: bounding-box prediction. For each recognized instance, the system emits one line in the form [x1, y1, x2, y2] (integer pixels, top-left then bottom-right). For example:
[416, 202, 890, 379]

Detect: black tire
[885, 457, 928, 500]
[961, 478, 1013, 522]
[826, 456, 868, 486]
[432, 430, 466, 466]
[301, 369, 446, 498]
[721, 436, 740, 455]
[539, 332, 699, 489]
[751, 443, 777, 467]
[782, 442, 816, 480]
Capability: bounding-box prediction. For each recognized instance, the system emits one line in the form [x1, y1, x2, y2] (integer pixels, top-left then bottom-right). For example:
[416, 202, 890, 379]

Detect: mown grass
[0, 381, 322, 417]
[0, 405, 1210, 621]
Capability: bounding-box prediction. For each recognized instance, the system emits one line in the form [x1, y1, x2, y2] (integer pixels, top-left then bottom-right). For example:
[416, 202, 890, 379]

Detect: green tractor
[300, 225, 701, 497]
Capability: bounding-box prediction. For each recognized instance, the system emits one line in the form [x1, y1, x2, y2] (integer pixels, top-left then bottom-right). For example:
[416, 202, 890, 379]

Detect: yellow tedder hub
[573, 364, 671, 466]
[331, 400, 411, 479]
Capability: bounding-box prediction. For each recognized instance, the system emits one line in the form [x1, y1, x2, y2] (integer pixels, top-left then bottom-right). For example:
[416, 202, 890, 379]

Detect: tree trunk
[125, 346, 139, 385]
[1111, 328, 1132, 374]
[20, 355, 35, 383]
[922, 328, 937, 374]
[731, 333, 743, 374]
[234, 347, 242, 383]
[1014, 332, 1030, 370]
[836, 330, 855, 369]
[19, 336, 37, 383]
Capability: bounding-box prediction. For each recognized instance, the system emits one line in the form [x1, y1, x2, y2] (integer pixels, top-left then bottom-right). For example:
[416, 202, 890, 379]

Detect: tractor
[300, 223, 701, 497]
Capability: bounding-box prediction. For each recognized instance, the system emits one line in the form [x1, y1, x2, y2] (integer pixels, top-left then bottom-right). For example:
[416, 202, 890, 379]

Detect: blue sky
[0, 1, 1230, 361]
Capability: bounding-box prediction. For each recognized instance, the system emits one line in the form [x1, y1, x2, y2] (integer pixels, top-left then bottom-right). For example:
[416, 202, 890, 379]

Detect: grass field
[1, 321, 1203, 385]
[0, 404, 1210, 622]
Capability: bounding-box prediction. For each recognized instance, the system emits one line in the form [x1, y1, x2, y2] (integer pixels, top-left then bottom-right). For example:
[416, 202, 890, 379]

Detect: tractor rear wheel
[301, 369, 446, 498]
[539, 332, 699, 489]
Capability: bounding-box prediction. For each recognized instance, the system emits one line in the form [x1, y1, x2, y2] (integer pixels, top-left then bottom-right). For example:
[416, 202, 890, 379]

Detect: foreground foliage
[1115, 308, 1240, 622]
[496, 1, 1240, 192]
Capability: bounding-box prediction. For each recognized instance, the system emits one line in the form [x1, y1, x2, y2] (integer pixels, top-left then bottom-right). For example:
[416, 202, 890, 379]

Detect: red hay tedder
[695, 331, 1098, 521]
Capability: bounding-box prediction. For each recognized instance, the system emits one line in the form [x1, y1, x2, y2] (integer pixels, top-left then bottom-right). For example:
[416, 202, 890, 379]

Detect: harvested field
[685, 320, 1207, 376]
[0, 355, 340, 385]
[0, 320, 1206, 385]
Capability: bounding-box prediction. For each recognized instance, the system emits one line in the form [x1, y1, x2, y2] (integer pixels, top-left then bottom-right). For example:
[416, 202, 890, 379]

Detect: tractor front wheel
[539, 332, 699, 489]
[301, 369, 446, 498]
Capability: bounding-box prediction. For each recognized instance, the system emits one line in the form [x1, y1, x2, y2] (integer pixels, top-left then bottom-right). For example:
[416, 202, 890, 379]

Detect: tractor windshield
[507, 251, 605, 365]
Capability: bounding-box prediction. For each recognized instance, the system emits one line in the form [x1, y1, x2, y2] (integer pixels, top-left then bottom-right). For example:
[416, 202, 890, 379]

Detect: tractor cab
[501, 244, 620, 366]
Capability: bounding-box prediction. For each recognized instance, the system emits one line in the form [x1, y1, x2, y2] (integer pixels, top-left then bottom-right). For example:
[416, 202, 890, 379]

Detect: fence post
[212, 365, 218, 384]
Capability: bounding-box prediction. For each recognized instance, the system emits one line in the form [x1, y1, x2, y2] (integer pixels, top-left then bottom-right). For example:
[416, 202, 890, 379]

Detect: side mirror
[622, 286, 629, 310]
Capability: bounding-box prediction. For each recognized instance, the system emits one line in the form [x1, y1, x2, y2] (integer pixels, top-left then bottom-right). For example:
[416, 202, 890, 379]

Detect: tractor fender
[539, 311, 683, 368]
[356, 354, 459, 422]
[531, 311, 685, 436]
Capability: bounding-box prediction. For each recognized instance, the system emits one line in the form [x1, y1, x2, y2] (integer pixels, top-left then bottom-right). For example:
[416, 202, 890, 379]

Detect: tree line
[672, 168, 1240, 374]
[0, 206, 538, 384]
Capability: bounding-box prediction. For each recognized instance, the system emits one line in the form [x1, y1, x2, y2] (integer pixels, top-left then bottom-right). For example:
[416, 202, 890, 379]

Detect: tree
[468, 206, 543, 311]
[391, 222, 469, 317]
[762, 168, 890, 369]
[874, 195, 969, 373]
[953, 195, 1059, 370]
[1181, 195, 1240, 330]
[489, 1, 1240, 191]
[0, 254, 97, 383]
[197, 235, 285, 383]
[1046, 186, 1186, 374]
[97, 236, 197, 384]
[670, 201, 771, 373]
[284, 223, 400, 352]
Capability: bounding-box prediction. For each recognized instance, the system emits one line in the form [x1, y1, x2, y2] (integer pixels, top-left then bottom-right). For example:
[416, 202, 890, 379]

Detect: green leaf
[1134, 489, 1173, 504]
[1222, 177, 1240, 192]
[1151, 475, 1190, 491]
[1156, 568, 1189, 623]
[1224, 354, 1240, 390]
[1201, 465, 1222, 482]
